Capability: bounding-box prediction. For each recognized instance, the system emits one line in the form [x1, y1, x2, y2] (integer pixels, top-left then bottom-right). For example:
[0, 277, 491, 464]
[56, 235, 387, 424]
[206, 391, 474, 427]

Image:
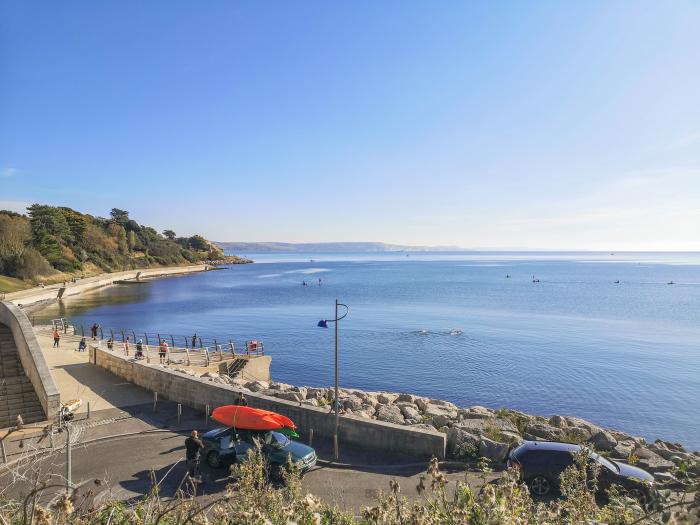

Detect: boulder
[377, 392, 399, 405]
[457, 409, 492, 420]
[274, 391, 304, 403]
[447, 426, 480, 455]
[301, 398, 319, 407]
[244, 380, 268, 393]
[428, 399, 458, 410]
[396, 393, 417, 403]
[269, 382, 292, 391]
[290, 386, 308, 399]
[588, 430, 618, 452]
[453, 417, 518, 436]
[423, 404, 458, 422]
[559, 416, 603, 439]
[524, 422, 564, 441]
[342, 395, 364, 411]
[400, 405, 421, 420]
[636, 452, 675, 473]
[351, 408, 375, 419]
[201, 372, 220, 379]
[479, 437, 509, 463]
[376, 404, 405, 425]
[306, 387, 327, 400]
[611, 441, 636, 459]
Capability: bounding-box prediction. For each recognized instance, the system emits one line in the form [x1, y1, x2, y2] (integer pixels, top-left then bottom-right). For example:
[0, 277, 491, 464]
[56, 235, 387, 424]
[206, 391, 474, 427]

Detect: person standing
[159, 339, 168, 364]
[53, 329, 60, 348]
[136, 339, 144, 359]
[191, 333, 197, 348]
[185, 430, 204, 481]
[78, 337, 87, 352]
[235, 391, 248, 406]
[91, 323, 99, 340]
[124, 337, 130, 356]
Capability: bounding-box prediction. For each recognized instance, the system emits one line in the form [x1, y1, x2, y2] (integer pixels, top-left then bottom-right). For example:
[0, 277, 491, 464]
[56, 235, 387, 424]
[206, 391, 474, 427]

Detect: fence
[35, 318, 265, 363]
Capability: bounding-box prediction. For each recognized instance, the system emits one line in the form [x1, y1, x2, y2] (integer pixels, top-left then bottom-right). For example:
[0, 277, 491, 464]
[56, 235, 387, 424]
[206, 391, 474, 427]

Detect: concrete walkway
[34, 329, 153, 414]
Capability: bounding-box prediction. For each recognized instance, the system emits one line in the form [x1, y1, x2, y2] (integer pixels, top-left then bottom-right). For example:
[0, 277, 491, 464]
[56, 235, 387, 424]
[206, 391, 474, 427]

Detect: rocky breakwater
[172, 367, 699, 484]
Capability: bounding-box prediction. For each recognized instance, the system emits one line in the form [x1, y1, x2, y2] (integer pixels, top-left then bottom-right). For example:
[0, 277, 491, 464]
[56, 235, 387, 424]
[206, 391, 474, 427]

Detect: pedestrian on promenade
[192, 334, 197, 348]
[124, 337, 130, 355]
[53, 329, 60, 348]
[136, 339, 144, 359]
[91, 323, 99, 339]
[78, 337, 87, 352]
[185, 430, 204, 481]
[159, 339, 168, 364]
[235, 391, 248, 406]
[107, 338, 114, 350]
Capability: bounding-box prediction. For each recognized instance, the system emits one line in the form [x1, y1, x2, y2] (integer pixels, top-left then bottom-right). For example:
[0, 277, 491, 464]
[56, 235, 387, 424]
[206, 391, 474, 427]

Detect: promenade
[3, 264, 209, 308]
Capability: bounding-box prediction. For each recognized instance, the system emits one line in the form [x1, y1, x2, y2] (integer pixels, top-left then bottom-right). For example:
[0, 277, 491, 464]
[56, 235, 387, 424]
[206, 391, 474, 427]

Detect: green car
[200, 427, 317, 476]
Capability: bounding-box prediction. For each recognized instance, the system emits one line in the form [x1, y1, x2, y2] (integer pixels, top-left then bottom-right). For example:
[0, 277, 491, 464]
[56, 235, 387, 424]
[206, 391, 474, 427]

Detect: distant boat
[667, 281, 675, 285]
[532, 275, 540, 283]
[614, 280, 620, 284]
[506, 274, 511, 278]
[310, 259, 315, 263]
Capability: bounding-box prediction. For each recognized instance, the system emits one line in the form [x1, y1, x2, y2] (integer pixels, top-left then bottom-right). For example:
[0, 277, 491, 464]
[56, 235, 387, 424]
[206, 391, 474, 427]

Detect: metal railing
[34, 319, 265, 361]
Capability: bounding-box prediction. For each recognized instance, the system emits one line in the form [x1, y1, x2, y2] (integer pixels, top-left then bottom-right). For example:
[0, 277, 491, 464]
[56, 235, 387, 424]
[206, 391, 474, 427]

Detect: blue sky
[1, 1, 699, 249]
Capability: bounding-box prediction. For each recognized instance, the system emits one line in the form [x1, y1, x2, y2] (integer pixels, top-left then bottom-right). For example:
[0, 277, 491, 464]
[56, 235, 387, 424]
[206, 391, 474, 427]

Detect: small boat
[614, 280, 620, 284]
[667, 281, 675, 285]
[506, 274, 511, 278]
[211, 405, 297, 432]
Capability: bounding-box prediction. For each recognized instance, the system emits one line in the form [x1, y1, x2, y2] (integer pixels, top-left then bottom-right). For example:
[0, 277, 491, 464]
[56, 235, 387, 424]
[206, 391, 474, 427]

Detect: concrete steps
[0, 324, 46, 427]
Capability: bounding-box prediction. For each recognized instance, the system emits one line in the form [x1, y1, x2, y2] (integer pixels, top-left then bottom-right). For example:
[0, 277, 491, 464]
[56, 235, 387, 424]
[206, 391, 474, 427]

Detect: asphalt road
[0, 431, 497, 514]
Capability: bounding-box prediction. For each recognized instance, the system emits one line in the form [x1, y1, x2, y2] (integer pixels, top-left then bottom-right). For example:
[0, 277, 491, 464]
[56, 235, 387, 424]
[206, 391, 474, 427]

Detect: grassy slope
[0, 275, 32, 293]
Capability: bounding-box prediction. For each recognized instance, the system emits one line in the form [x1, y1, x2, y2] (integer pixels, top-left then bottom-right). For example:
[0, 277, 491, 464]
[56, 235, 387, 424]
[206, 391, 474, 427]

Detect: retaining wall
[0, 301, 60, 420]
[90, 345, 446, 459]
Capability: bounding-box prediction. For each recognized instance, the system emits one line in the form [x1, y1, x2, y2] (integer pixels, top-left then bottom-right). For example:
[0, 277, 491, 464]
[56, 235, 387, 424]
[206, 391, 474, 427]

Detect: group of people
[302, 278, 323, 287]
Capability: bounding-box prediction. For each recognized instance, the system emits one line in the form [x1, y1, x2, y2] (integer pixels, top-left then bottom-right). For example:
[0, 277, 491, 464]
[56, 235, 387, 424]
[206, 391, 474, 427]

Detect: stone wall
[0, 301, 60, 420]
[90, 345, 446, 459]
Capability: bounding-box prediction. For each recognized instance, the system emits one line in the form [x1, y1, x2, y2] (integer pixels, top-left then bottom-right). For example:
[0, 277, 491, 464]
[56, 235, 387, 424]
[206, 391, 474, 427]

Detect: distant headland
[216, 241, 463, 253]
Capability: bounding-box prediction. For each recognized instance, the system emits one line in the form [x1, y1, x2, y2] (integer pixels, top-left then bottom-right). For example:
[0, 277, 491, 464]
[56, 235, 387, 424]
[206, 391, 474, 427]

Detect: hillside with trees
[0, 205, 248, 290]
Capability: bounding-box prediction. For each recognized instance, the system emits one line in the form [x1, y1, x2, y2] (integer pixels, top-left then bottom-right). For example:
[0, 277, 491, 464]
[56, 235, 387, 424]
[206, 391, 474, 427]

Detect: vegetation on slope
[2, 446, 697, 525]
[0, 205, 247, 288]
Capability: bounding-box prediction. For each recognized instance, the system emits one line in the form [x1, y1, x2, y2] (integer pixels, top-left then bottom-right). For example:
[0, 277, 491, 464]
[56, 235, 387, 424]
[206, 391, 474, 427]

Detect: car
[507, 441, 655, 504]
[200, 427, 317, 477]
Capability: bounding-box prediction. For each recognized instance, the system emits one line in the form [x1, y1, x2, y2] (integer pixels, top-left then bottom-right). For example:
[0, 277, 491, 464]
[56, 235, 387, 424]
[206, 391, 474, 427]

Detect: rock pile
[164, 365, 699, 482]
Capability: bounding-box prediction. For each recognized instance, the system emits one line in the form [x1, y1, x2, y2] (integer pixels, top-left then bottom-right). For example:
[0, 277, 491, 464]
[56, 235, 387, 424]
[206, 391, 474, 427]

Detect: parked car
[200, 427, 317, 476]
[507, 441, 655, 503]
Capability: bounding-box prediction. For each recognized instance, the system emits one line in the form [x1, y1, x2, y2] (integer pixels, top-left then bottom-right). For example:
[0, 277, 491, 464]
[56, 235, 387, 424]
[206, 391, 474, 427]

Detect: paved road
[1, 430, 497, 514]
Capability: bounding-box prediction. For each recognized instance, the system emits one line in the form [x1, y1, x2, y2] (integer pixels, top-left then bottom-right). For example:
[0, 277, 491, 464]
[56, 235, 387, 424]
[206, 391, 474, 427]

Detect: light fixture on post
[317, 298, 349, 460]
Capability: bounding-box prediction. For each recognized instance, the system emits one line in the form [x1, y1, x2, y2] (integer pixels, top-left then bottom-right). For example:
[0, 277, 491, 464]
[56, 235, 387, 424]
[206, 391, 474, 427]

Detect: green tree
[163, 229, 176, 240]
[109, 208, 130, 225]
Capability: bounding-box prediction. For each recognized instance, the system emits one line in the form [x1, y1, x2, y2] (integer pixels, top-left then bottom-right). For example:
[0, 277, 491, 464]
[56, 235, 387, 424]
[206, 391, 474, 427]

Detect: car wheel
[528, 475, 552, 497]
[207, 451, 222, 469]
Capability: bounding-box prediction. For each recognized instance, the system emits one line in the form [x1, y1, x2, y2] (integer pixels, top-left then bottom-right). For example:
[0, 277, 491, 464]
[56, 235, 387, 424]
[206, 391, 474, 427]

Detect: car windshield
[268, 431, 290, 449]
[590, 452, 618, 472]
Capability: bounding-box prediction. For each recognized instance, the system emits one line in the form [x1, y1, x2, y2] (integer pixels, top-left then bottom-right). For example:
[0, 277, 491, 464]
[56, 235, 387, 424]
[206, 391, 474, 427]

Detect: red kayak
[211, 405, 297, 431]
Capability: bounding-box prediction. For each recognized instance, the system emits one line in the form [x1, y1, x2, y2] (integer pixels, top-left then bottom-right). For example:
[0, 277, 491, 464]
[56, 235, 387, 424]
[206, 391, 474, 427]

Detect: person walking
[159, 339, 168, 364]
[124, 336, 130, 356]
[90, 323, 99, 340]
[136, 339, 144, 360]
[191, 333, 197, 348]
[53, 329, 60, 348]
[185, 430, 204, 481]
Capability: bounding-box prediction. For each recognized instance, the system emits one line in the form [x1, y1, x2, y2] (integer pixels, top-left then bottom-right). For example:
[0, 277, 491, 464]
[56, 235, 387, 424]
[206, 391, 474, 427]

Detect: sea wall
[0, 301, 60, 420]
[89, 345, 446, 459]
[5, 265, 209, 308]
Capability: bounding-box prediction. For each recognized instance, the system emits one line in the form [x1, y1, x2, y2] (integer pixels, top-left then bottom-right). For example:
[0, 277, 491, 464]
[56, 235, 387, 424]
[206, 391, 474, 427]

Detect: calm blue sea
[37, 252, 700, 449]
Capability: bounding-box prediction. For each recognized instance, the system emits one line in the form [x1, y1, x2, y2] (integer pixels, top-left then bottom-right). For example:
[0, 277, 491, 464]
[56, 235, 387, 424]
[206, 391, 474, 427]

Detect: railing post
[170, 335, 175, 348]
[144, 333, 149, 345]
[80, 325, 85, 337]
[229, 340, 235, 356]
[132, 330, 137, 343]
[184, 336, 188, 349]
[110, 329, 114, 341]
[204, 348, 210, 367]
[87, 401, 91, 419]
[185, 347, 191, 366]
[145, 345, 150, 363]
[198, 337, 202, 348]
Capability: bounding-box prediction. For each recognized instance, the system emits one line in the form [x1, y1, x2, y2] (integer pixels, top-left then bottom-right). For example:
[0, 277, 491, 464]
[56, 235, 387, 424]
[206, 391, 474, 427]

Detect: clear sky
[1, 1, 699, 250]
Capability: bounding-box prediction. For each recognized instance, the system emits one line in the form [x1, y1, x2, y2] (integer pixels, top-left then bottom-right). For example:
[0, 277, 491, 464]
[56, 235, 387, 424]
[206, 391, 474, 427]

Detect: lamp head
[317, 320, 329, 328]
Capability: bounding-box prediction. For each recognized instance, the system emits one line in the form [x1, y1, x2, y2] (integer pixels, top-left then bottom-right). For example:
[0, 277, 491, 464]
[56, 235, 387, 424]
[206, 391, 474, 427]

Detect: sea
[34, 251, 700, 449]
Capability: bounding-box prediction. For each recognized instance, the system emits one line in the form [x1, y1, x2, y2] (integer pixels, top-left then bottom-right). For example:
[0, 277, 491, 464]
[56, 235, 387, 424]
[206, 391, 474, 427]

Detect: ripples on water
[35, 252, 700, 448]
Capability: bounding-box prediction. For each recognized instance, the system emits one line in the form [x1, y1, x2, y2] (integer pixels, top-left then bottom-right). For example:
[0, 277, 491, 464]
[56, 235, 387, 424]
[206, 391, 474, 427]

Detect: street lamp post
[317, 298, 349, 461]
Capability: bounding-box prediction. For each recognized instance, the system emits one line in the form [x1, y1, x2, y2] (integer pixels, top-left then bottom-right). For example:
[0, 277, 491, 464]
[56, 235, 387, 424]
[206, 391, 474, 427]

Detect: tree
[110, 208, 130, 225]
[163, 230, 176, 240]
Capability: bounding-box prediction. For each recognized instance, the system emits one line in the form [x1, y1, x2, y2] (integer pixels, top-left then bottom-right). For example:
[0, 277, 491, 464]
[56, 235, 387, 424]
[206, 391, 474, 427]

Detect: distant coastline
[216, 241, 463, 253]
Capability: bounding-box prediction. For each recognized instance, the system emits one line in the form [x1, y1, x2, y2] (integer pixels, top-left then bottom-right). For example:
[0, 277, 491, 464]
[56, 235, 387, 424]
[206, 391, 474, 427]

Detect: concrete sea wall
[90, 345, 446, 459]
[5, 265, 209, 308]
[0, 301, 60, 420]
